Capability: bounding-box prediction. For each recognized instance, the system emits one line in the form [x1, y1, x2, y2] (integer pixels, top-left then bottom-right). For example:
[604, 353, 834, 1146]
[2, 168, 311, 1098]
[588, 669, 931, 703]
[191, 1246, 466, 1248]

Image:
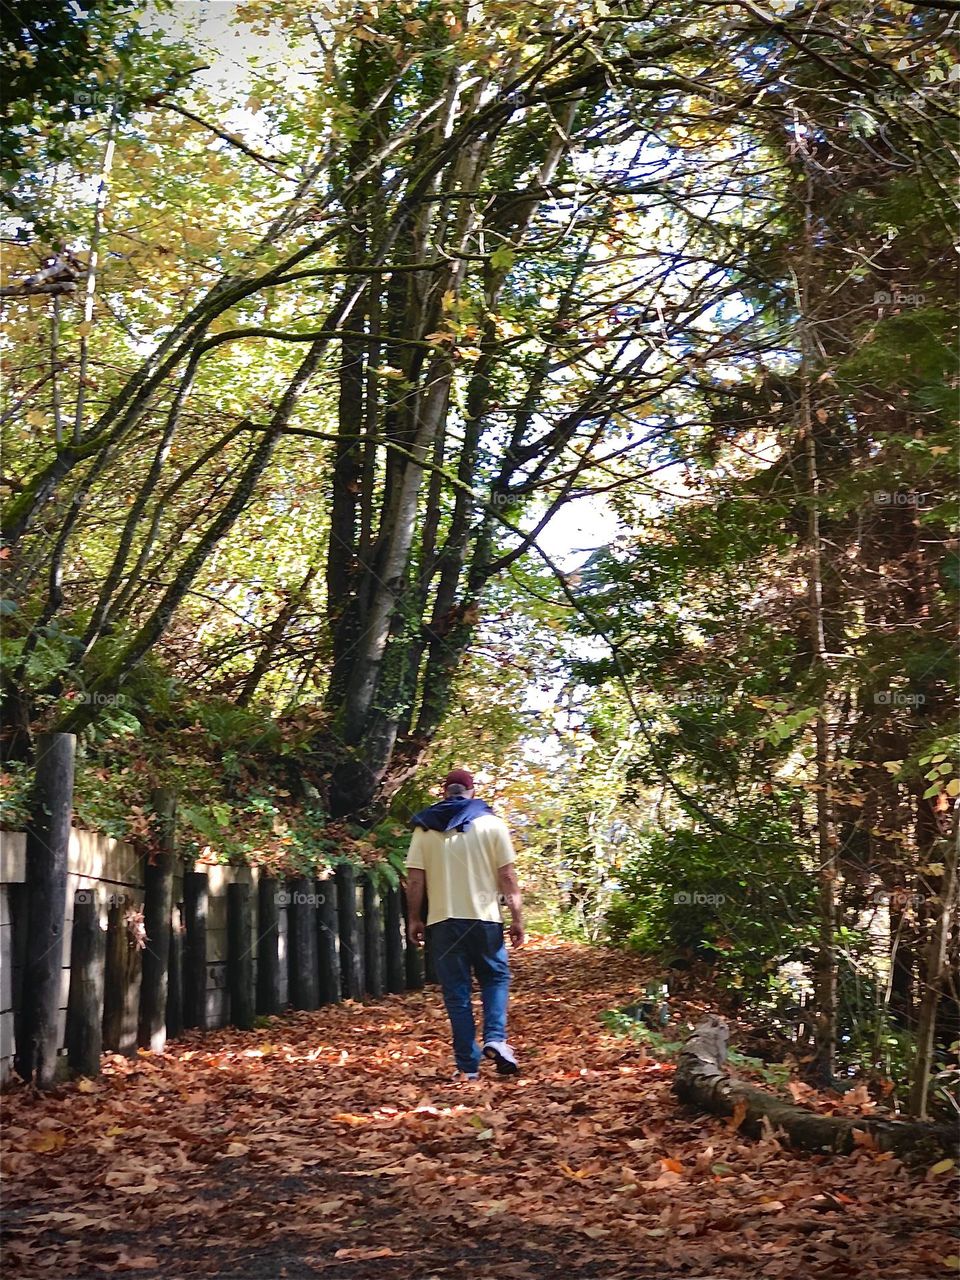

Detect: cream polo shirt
[406, 813, 516, 926]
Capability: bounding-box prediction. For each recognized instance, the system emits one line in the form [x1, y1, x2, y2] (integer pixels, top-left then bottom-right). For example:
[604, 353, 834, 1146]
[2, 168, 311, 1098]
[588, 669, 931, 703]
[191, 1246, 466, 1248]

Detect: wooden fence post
[317, 875, 341, 1005]
[287, 876, 319, 1010]
[355, 879, 366, 996]
[363, 875, 386, 999]
[256, 876, 281, 1016]
[65, 887, 104, 1077]
[336, 864, 363, 1000]
[138, 788, 176, 1052]
[165, 902, 184, 1039]
[401, 886, 424, 990]
[102, 894, 142, 1055]
[227, 882, 254, 1030]
[16, 731, 76, 1088]
[385, 886, 406, 994]
[183, 871, 208, 1030]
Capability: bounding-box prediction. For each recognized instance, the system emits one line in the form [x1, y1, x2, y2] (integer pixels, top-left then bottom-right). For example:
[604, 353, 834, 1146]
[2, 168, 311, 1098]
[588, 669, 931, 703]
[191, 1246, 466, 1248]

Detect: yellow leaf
[946, 778, 960, 798]
[25, 410, 45, 427]
[928, 1157, 956, 1177]
[75, 321, 93, 336]
[29, 1131, 66, 1152]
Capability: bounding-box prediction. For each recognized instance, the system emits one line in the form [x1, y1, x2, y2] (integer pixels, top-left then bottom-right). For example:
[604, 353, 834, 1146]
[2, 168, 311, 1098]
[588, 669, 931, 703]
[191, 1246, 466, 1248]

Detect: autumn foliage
[3, 942, 957, 1278]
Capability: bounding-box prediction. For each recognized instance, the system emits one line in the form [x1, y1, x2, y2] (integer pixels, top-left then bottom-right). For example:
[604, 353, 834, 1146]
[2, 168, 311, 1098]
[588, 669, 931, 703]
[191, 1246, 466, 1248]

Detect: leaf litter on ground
[1, 940, 956, 1279]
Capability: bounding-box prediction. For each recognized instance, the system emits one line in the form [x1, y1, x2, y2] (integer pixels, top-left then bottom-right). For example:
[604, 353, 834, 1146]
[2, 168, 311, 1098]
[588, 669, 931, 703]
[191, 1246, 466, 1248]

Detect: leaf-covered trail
[2, 941, 956, 1280]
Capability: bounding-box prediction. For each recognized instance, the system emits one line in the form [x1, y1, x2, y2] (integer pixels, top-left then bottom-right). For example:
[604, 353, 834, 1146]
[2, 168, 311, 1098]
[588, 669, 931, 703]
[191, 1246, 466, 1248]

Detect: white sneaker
[483, 1040, 520, 1075]
[451, 1070, 480, 1083]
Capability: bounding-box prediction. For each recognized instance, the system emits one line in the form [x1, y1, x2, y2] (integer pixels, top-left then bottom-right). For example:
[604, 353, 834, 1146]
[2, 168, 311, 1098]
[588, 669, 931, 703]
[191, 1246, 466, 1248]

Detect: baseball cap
[442, 768, 474, 789]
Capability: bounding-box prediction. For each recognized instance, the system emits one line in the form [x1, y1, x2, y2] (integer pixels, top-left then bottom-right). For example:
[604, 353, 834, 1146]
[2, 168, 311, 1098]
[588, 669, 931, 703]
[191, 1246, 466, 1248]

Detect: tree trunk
[674, 1016, 957, 1159]
[909, 816, 960, 1117]
[798, 172, 837, 1084]
[16, 732, 76, 1087]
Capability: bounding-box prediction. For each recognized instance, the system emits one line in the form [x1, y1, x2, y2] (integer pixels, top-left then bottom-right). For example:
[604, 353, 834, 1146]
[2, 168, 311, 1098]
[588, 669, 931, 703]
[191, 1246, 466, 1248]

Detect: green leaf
[490, 245, 515, 272]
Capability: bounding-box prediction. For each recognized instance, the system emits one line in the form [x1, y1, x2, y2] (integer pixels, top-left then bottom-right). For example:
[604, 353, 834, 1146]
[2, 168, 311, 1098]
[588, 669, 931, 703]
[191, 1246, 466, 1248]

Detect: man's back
[405, 769, 523, 1079]
[407, 813, 515, 925]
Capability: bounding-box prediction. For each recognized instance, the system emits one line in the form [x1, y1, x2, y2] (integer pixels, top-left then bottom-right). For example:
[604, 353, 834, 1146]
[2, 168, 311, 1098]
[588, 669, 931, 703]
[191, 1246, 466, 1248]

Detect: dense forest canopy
[1, 0, 957, 1101]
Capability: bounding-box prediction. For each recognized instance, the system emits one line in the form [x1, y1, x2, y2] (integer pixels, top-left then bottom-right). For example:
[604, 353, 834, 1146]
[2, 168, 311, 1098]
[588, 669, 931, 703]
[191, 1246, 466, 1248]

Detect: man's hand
[408, 918, 426, 946]
[497, 863, 524, 949]
[405, 869, 426, 946]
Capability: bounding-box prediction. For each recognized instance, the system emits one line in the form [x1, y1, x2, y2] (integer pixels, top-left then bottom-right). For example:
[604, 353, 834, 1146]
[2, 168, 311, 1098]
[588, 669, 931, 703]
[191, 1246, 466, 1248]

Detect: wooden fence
[1, 735, 430, 1086]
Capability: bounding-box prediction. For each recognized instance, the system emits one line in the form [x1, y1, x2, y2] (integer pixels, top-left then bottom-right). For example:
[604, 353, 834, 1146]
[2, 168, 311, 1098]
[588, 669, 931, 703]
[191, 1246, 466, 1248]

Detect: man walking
[405, 768, 524, 1081]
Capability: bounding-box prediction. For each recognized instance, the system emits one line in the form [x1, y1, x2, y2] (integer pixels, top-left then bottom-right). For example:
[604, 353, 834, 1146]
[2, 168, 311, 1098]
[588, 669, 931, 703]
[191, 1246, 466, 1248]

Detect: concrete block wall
[204, 864, 271, 1029]
[0, 831, 25, 1084]
[0, 829, 291, 1083]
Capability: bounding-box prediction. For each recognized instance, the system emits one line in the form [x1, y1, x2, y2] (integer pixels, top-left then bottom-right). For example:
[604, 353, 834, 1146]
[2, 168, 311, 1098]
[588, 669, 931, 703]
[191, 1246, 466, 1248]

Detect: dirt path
[2, 941, 956, 1279]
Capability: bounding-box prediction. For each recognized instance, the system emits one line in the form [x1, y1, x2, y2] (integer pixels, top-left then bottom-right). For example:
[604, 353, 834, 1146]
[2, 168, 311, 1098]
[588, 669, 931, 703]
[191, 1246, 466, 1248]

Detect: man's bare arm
[405, 867, 426, 945]
[497, 863, 525, 947]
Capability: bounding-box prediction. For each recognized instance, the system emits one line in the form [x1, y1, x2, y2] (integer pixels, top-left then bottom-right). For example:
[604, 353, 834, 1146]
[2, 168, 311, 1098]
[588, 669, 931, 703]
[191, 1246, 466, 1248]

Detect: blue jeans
[428, 918, 510, 1074]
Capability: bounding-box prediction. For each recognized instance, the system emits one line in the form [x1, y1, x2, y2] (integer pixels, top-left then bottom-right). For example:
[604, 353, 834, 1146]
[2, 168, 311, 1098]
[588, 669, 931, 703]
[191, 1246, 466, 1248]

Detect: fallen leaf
[28, 1132, 66, 1153]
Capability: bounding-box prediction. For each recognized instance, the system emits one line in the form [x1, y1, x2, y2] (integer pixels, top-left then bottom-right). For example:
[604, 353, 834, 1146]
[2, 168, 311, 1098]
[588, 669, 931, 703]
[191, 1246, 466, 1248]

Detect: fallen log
[673, 1015, 959, 1161]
